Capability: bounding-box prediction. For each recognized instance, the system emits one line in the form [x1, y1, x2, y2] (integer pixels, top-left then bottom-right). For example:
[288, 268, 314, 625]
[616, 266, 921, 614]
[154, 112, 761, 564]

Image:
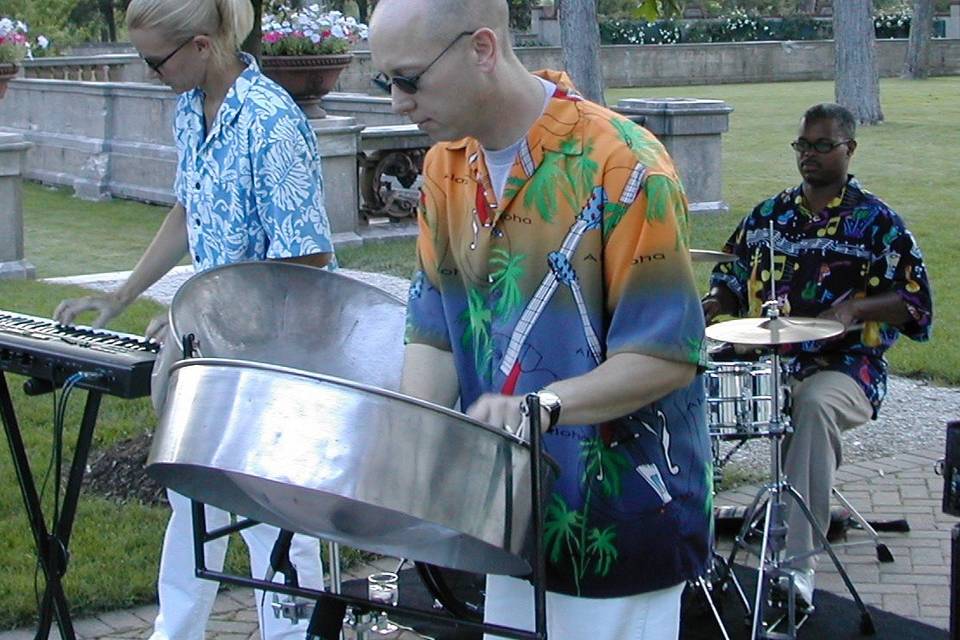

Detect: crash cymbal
[705, 316, 845, 346]
[690, 249, 737, 263]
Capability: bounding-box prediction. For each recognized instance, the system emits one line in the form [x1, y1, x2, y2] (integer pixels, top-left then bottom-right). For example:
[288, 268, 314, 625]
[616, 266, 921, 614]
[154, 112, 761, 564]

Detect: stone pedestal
[0, 132, 35, 279]
[311, 115, 364, 246]
[530, 5, 561, 46]
[613, 98, 733, 215]
[948, 1, 960, 40]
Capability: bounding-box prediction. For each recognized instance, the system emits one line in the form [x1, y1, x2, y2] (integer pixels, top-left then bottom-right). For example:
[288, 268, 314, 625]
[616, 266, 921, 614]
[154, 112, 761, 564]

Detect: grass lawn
[0, 76, 956, 627]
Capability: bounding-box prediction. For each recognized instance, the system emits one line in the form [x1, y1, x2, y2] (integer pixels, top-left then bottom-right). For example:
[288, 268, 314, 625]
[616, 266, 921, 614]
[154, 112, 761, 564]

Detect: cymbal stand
[724, 225, 874, 638]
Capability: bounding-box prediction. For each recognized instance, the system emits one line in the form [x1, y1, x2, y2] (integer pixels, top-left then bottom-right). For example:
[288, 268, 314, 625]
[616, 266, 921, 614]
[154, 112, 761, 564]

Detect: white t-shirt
[482, 76, 556, 202]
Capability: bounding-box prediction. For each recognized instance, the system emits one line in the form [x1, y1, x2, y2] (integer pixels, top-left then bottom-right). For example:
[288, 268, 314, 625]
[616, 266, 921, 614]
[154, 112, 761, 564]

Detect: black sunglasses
[143, 37, 193, 75]
[372, 30, 475, 95]
[790, 138, 852, 154]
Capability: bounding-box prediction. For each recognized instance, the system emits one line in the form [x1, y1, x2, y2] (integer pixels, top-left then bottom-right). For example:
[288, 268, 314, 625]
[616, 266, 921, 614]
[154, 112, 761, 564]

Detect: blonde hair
[126, 0, 253, 62]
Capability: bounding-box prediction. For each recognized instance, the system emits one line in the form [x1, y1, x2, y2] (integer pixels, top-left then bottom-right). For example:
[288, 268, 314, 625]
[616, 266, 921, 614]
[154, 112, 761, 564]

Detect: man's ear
[846, 139, 857, 158]
[471, 27, 498, 73]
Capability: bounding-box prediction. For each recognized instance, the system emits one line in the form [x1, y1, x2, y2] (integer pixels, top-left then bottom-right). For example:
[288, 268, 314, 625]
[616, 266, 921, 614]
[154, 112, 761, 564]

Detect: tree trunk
[902, 0, 934, 79]
[558, 0, 605, 105]
[797, 0, 818, 15]
[833, 0, 884, 124]
[241, 0, 263, 63]
[100, 0, 117, 42]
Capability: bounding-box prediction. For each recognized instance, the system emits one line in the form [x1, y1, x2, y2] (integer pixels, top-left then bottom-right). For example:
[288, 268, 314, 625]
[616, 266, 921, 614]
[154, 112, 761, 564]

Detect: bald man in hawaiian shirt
[370, 1, 712, 638]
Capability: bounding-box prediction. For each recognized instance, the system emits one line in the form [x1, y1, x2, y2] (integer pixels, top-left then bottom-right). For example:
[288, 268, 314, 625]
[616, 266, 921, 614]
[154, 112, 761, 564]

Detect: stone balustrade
[0, 132, 35, 280]
[23, 54, 152, 84]
[0, 75, 736, 239]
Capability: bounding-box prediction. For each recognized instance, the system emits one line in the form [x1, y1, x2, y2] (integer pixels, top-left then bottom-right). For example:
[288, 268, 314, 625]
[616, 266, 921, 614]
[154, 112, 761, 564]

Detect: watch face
[537, 391, 561, 426]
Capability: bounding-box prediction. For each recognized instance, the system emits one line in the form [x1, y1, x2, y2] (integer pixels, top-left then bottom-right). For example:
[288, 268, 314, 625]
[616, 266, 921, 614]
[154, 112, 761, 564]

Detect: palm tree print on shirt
[490, 248, 527, 318]
[522, 138, 598, 223]
[544, 435, 631, 595]
[460, 288, 493, 380]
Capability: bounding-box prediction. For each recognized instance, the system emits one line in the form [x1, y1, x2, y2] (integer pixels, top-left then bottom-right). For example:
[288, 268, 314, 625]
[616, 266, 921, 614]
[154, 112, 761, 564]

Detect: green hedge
[599, 10, 946, 46]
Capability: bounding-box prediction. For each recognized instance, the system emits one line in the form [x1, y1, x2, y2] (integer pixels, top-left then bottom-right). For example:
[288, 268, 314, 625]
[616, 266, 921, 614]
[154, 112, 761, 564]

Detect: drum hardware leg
[723, 453, 877, 638]
[307, 594, 351, 640]
[724, 345, 873, 639]
[328, 541, 343, 593]
[524, 393, 549, 640]
[711, 550, 751, 615]
[343, 606, 377, 640]
[267, 530, 299, 586]
[691, 570, 733, 640]
[0, 371, 104, 640]
[831, 487, 897, 563]
[188, 520, 544, 638]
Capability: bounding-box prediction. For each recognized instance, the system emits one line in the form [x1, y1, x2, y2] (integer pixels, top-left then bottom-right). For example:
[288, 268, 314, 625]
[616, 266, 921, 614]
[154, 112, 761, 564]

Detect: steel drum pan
[146, 262, 552, 576]
[150, 262, 407, 409]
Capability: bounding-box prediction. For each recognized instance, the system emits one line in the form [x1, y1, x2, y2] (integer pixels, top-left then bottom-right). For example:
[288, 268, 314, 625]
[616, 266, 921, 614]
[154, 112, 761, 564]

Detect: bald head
[371, 0, 511, 46]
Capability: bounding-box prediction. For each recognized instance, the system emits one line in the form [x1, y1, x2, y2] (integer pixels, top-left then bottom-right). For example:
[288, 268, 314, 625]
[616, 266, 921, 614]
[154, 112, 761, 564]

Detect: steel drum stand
[185, 393, 552, 639]
[723, 305, 875, 639]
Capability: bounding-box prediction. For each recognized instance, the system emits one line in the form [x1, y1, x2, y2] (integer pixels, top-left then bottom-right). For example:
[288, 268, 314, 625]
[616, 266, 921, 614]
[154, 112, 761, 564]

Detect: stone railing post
[312, 115, 365, 246]
[614, 98, 733, 215]
[0, 132, 36, 279]
[948, 1, 960, 39]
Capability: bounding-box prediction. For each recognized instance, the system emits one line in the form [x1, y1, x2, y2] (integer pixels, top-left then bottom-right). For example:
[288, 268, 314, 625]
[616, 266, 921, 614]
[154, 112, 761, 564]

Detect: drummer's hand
[818, 300, 859, 331]
[467, 393, 549, 437]
[145, 312, 169, 342]
[54, 293, 126, 328]
[701, 297, 723, 324]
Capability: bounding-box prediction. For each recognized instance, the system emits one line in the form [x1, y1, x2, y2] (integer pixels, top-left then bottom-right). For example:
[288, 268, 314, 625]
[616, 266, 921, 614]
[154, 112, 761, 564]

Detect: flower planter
[0, 62, 18, 100]
[261, 53, 352, 119]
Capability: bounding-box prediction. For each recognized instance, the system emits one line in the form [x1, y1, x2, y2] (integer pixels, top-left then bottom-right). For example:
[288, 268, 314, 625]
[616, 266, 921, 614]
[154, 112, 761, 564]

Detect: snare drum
[704, 359, 788, 439]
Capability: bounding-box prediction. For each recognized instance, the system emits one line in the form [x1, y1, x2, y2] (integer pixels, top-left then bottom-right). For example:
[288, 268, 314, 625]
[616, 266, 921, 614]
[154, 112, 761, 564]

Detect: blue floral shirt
[173, 53, 334, 270]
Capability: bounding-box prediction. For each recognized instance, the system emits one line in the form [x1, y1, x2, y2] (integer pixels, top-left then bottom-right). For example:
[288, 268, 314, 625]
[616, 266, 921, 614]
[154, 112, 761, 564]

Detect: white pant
[483, 575, 685, 640]
[150, 489, 325, 640]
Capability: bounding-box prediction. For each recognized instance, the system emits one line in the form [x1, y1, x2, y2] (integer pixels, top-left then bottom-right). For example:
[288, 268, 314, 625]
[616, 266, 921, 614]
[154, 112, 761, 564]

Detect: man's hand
[701, 296, 723, 324]
[701, 286, 737, 325]
[818, 300, 860, 330]
[467, 393, 552, 436]
[54, 293, 126, 328]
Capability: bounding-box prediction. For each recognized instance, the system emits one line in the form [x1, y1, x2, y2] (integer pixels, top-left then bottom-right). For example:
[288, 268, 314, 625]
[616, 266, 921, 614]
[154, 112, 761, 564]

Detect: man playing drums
[702, 102, 933, 609]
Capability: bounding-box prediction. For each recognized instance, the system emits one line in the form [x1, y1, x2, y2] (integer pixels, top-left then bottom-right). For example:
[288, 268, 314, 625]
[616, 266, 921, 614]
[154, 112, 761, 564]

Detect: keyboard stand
[0, 370, 103, 640]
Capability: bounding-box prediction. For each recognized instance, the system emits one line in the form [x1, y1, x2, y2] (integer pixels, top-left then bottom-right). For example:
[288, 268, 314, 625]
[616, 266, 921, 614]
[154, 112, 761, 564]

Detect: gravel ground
[48, 266, 957, 476]
[714, 374, 956, 480]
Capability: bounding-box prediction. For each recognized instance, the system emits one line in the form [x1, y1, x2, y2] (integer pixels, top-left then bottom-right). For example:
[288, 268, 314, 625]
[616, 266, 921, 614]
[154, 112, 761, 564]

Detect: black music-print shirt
[711, 175, 933, 418]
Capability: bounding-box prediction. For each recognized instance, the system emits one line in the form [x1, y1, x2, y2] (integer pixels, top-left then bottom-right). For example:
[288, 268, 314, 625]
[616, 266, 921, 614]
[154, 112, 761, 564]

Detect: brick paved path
[0, 447, 951, 639]
[715, 447, 953, 631]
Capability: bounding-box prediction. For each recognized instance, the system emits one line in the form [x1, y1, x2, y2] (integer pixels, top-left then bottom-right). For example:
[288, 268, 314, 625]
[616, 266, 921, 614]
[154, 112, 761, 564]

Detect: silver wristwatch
[535, 390, 562, 429]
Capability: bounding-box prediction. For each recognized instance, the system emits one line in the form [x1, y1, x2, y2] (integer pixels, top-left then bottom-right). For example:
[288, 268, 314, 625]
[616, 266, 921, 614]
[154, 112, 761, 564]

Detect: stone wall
[0, 79, 363, 242]
[25, 38, 960, 94]
[336, 38, 960, 92]
[0, 79, 178, 203]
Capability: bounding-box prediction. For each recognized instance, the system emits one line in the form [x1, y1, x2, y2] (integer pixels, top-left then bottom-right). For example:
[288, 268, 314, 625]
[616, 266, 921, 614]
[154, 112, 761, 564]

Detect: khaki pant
[783, 370, 873, 570]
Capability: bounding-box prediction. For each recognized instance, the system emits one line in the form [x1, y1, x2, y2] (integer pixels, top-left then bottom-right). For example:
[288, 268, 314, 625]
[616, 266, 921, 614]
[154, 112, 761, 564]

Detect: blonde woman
[55, 0, 331, 638]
